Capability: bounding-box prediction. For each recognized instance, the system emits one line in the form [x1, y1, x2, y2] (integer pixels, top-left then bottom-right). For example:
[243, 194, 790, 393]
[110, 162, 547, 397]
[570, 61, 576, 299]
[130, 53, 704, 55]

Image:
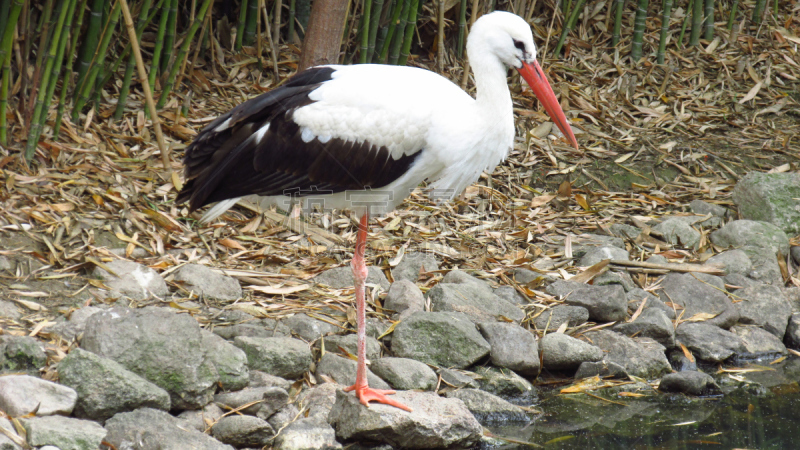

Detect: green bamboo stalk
[149, 0, 171, 90]
[773, 0, 778, 16]
[703, 0, 713, 40]
[689, 0, 703, 45]
[359, 0, 372, 63]
[366, 0, 383, 62]
[75, 0, 105, 93]
[612, 0, 623, 47]
[273, 0, 282, 45]
[0, 0, 24, 146]
[54, 0, 89, 138]
[388, 0, 411, 64]
[288, 0, 296, 41]
[677, 0, 693, 45]
[29, 0, 56, 118]
[236, 0, 248, 50]
[726, 0, 738, 29]
[115, 0, 154, 119]
[457, 0, 467, 58]
[656, 0, 672, 64]
[157, 0, 214, 108]
[72, 1, 121, 121]
[554, 0, 586, 56]
[26, 0, 77, 160]
[630, 0, 648, 60]
[0, 0, 11, 40]
[752, 0, 765, 25]
[243, 0, 259, 45]
[397, 0, 418, 65]
[161, 0, 178, 73]
[379, 0, 405, 63]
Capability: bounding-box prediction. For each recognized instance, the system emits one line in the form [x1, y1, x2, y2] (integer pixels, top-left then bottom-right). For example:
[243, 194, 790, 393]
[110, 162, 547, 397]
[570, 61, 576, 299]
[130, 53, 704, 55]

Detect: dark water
[485, 358, 800, 449]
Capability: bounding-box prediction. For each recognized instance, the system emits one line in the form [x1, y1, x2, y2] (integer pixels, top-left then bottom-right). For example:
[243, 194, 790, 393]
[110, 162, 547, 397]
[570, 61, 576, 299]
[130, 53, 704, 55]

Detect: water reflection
[484, 358, 800, 449]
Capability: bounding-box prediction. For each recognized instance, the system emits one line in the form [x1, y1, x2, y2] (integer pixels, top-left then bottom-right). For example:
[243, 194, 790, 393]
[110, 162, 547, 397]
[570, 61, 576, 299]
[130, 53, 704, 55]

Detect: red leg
[343, 212, 412, 412]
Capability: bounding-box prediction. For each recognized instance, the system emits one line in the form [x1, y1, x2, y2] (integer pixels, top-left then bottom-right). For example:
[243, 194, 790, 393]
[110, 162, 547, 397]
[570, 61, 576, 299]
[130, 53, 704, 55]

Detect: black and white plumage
[177, 11, 578, 411]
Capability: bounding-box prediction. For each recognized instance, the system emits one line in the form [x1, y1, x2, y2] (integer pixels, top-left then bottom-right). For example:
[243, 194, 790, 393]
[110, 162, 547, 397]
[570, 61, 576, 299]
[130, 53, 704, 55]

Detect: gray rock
[92, 260, 169, 300]
[249, 371, 292, 390]
[668, 349, 698, 372]
[533, 305, 590, 331]
[257, 387, 291, 420]
[81, 306, 218, 409]
[285, 314, 340, 341]
[273, 417, 342, 450]
[438, 369, 479, 389]
[177, 403, 225, 432]
[321, 333, 381, 361]
[45, 306, 103, 341]
[593, 270, 636, 292]
[613, 308, 676, 348]
[584, 330, 671, 379]
[723, 273, 757, 290]
[657, 273, 738, 328]
[212, 308, 258, 323]
[785, 287, 800, 312]
[0, 300, 21, 321]
[741, 245, 785, 285]
[0, 375, 76, 417]
[297, 382, 339, 421]
[444, 389, 529, 422]
[710, 220, 790, 256]
[384, 279, 425, 316]
[371, 357, 438, 390]
[734, 285, 792, 337]
[473, 366, 535, 398]
[732, 172, 800, 235]
[0, 335, 46, 376]
[478, 322, 539, 375]
[493, 286, 527, 305]
[547, 281, 627, 322]
[708, 250, 752, 276]
[427, 282, 524, 323]
[578, 246, 630, 267]
[574, 360, 628, 379]
[792, 246, 800, 265]
[174, 264, 242, 301]
[653, 218, 701, 249]
[539, 333, 603, 371]
[609, 223, 642, 239]
[441, 269, 493, 288]
[570, 234, 626, 258]
[511, 268, 546, 285]
[0, 416, 21, 450]
[786, 314, 800, 349]
[58, 348, 170, 421]
[21, 416, 107, 450]
[214, 322, 290, 340]
[212, 415, 274, 447]
[266, 403, 300, 431]
[104, 408, 234, 450]
[329, 390, 481, 448]
[646, 254, 669, 264]
[675, 323, 746, 363]
[659, 371, 719, 396]
[626, 288, 676, 319]
[391, 252, 439, 282]
[315, 353, 390, 390]
[391, 311, 490, 369]
[234, 336, 312, 379]
[314, 266, 390, 291]
[730, 325, 787, 358]
[690, 200, 728, 217]
[202, 330, 250, 391]
[214, 386, 279, 415]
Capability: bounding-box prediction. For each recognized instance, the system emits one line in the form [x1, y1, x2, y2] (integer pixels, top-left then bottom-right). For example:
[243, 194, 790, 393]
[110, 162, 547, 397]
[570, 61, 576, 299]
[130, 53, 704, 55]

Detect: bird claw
[344, 384, 413, 412]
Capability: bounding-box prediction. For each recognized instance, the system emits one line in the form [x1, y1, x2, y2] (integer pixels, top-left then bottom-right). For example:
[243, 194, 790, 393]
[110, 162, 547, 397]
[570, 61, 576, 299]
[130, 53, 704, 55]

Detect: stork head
[469, 11, 579, 149]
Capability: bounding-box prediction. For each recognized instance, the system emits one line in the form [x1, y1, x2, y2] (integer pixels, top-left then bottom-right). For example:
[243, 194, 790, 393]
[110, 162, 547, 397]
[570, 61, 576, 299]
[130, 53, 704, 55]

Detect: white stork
[178, 11, 578, 412]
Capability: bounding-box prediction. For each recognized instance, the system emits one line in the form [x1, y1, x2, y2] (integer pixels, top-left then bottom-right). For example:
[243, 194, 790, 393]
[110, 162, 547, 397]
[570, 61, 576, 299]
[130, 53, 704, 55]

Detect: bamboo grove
[0, 0, 788, 162]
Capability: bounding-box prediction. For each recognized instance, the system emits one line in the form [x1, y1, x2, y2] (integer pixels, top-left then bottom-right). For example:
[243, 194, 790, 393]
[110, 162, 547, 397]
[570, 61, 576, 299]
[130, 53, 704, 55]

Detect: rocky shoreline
[0, 171, 799, 449]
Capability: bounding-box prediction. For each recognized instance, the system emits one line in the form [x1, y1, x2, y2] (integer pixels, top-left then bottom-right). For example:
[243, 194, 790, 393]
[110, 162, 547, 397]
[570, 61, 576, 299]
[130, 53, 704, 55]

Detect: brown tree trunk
[298, 0, 349, 70]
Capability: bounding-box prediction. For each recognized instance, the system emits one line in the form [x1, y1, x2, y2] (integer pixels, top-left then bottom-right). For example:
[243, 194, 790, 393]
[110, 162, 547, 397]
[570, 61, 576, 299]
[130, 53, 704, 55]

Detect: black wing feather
[177, 66, 422, 212]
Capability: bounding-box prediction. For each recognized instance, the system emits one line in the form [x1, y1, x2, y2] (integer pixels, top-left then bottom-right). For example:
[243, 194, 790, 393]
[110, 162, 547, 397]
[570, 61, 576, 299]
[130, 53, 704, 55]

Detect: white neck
[468, 42, 513, 125]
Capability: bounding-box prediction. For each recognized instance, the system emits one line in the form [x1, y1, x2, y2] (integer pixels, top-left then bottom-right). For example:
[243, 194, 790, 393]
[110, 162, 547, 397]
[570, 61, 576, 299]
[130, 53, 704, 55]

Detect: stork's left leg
[343, 212, 412, 412]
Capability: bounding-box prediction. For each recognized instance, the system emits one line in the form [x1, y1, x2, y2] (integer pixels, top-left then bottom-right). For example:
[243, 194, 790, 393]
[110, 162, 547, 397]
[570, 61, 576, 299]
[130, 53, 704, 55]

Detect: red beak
[517, 60, 579, 150]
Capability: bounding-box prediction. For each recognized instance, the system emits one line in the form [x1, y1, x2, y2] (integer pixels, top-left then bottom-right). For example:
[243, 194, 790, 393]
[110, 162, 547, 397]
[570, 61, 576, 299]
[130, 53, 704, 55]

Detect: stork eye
[513, 39, 525, 51]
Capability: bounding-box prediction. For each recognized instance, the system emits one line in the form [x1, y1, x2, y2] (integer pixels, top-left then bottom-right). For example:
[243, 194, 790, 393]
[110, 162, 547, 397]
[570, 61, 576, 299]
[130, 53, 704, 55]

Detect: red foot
[344, 384, 412, 412]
